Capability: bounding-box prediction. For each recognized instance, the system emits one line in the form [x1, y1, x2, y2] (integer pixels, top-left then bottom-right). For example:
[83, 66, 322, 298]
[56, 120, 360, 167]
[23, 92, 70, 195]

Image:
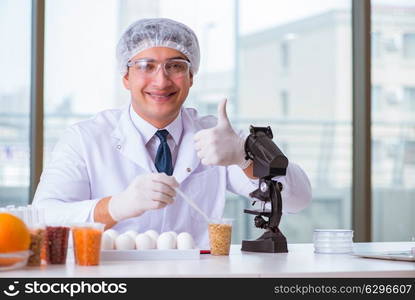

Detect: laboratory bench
[1, 242, 414, 278]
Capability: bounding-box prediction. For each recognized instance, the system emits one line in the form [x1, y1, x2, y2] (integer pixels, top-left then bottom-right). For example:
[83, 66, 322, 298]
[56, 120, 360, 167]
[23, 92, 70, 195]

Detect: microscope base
[241, 230, 288, 253]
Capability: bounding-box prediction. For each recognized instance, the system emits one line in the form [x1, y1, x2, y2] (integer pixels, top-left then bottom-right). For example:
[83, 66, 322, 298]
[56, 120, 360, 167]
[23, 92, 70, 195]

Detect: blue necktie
[155, 129, 173, 176]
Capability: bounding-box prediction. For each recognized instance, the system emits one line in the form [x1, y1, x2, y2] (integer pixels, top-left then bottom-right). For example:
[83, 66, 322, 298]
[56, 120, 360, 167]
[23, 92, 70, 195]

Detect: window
[371, 32, 381, 59]
[403, 33, 415, 59]
[281, 42, 290, 69]
[44, 0, 122, 164]
[206, 103, 217, 115]
[403, 86, 415, 111]
[371, 85, 382, 113]
[238, 0, 352, 242]
[403, 141, 415, 165]
[372, 0, 415, 242]
[280, 90, 289, 116]
[0, 0, 31, 207]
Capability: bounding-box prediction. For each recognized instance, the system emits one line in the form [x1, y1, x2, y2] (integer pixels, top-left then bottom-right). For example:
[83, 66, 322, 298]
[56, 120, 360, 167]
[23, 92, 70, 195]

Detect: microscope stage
[243, 208, 272, 217]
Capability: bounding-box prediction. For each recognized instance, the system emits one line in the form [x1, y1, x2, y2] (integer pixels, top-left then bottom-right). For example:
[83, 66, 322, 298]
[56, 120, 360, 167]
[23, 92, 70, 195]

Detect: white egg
[103, 229, 119, 240]
[167, 231, 178, 239]
[135, 233, 156, 250]
[101, 233, 114, 250]
[124, 230, 138, 239]
[167, 231, 177, 248]
[144, 229, 159, 242]
[157, 232, 177, 249]
[177, 232, 194, 250]
[115, 234, 135, 250]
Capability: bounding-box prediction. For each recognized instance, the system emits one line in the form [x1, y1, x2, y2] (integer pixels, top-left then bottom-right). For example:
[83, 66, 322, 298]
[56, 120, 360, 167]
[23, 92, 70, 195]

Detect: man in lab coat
[33, 18, 312, 248]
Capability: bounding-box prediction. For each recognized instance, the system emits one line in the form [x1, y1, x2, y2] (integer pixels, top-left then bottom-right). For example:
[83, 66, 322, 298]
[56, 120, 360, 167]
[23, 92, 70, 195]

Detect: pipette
[175, 188, 210, 223]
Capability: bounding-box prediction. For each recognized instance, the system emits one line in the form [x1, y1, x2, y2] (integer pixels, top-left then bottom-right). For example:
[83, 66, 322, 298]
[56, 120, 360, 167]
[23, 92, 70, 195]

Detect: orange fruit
[0, 213, 31, 253]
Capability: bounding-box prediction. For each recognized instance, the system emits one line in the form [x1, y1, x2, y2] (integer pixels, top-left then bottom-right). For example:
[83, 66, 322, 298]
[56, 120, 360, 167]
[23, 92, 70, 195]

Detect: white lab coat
[33, 105, 312, 248]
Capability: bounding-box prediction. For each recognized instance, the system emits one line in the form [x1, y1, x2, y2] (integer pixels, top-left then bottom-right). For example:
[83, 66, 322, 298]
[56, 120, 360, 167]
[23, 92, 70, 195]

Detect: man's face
[123, 47, 193, 128]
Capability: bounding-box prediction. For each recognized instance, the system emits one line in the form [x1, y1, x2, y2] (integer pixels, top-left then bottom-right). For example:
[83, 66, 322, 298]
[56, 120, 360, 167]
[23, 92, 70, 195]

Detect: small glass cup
[45, 225, 70, 264]
[24, 206, 46, 267]
[72, 223, 105, 266]
[27, 227, 46, 266]
[208, 218, 233, 256]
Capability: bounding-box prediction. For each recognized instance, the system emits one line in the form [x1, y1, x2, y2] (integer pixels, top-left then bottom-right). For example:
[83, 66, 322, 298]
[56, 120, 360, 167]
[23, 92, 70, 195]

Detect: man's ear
[122, 73, 130, 90]
[189, 73, 193, 87]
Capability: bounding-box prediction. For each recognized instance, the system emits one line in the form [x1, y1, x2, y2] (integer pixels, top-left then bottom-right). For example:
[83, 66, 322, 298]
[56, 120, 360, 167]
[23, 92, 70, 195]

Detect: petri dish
[313, 229, 354, 254]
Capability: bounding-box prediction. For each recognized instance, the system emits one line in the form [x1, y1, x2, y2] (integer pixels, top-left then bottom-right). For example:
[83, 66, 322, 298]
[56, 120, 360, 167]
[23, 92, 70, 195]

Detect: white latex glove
[194, 98, 249, 168]
[108, 173, 179, 222]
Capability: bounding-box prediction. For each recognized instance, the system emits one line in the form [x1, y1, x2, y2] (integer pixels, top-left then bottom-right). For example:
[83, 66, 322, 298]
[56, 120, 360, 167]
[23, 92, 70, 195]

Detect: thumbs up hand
[193, 99, 248, 167]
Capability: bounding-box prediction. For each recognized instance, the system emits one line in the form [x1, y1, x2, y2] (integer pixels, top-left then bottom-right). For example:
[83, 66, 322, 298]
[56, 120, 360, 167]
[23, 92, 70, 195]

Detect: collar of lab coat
[129, 105, 183, 146]
[111, 104, 201, 184]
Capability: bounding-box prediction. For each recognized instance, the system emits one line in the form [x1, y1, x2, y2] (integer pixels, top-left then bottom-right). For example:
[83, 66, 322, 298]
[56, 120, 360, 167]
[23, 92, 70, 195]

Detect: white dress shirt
[129, 106, 183, 168]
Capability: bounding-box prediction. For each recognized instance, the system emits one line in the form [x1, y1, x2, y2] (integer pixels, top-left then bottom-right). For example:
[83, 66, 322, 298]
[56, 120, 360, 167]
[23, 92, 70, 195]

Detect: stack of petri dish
[313, 229, 354, 254]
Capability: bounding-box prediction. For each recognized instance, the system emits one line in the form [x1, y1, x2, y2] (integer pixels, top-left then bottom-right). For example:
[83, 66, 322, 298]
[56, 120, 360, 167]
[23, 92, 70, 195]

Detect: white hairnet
[116, 18, 200, 76]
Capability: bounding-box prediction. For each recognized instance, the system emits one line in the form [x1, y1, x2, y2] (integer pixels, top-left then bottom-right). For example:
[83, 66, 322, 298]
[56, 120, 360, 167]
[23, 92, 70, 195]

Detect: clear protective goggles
[126, 58, 191, 78]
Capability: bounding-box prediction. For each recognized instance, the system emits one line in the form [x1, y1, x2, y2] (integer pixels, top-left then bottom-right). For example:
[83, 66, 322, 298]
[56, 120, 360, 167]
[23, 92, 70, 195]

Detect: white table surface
[1, 242, 414, 278]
